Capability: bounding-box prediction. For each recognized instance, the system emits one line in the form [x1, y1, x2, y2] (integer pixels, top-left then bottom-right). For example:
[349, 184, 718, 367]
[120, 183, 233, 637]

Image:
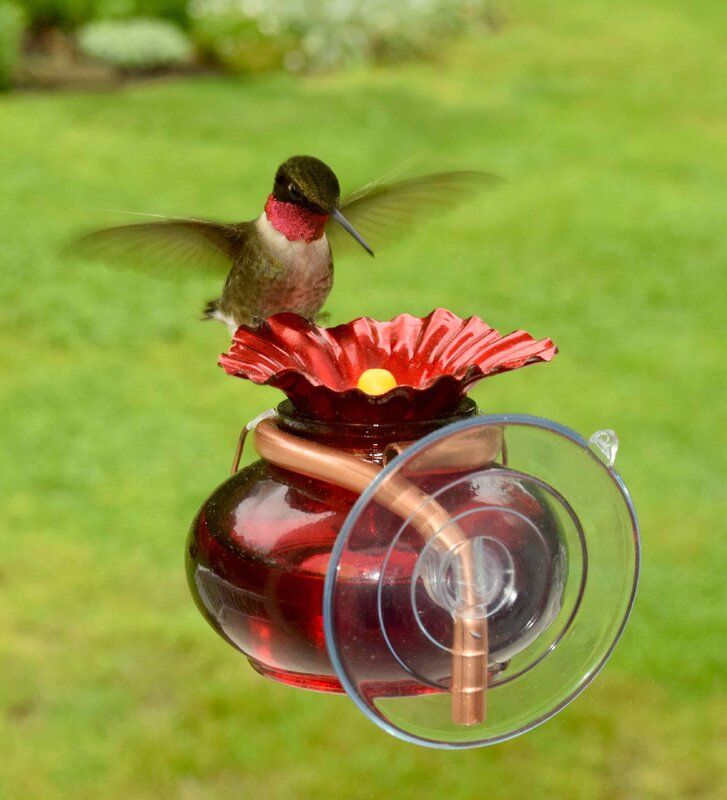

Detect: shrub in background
[98, 0, 189, 27]
[0, 1, 26, 89]
[17, 0, 190, 29]
[20, 0, 93, 28]
[77, 16, 192, 70]
[189, 0, 294, 73]
[188, 0, 492, 73]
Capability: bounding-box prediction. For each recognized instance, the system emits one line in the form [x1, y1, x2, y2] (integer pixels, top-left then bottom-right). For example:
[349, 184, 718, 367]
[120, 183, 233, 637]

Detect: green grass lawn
[1, 0, 725, 797]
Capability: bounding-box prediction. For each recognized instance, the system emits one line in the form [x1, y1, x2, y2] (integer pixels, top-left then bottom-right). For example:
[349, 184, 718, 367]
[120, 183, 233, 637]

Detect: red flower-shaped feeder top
[219, 309, 557, 422]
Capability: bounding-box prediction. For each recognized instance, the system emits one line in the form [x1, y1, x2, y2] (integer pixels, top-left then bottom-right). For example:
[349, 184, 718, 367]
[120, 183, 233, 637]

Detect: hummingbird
[72, 156, 498, 332]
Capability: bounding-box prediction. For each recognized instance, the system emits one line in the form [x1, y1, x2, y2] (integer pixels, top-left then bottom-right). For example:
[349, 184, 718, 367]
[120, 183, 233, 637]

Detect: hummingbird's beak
[331, 208, 374, 256]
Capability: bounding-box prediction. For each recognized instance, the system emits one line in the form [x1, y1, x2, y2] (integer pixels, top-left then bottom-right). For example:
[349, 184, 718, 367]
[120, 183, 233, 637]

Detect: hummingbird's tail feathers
[202, 299, 220, 320]
[67, 218, 242, 276]
[202, 297, 226, 322]
[326, 170, 502, 258]
[203, 299, 241, 334]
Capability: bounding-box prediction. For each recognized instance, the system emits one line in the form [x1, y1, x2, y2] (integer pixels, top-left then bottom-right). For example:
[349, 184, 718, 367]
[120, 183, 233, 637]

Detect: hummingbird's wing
[325, 171, 501, 257]
[68, 216, 243, 274]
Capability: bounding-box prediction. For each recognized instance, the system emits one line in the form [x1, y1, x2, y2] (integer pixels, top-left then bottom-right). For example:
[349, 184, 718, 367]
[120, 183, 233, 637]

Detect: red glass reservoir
[186, 399, 570, 695]
[186, 400, 481, 692]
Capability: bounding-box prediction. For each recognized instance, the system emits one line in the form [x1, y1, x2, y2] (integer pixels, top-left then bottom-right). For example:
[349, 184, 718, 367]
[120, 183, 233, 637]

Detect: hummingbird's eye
[288, 183, 302, 201]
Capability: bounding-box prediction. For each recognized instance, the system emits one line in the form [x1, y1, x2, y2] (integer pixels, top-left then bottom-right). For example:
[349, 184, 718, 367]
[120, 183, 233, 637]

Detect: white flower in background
[187, 0, 491, 72]
[79, 18, 193, 70]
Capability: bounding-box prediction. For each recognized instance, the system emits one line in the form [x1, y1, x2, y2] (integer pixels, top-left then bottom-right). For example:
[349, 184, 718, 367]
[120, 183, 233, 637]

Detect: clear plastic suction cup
[323, 415, 639, 748]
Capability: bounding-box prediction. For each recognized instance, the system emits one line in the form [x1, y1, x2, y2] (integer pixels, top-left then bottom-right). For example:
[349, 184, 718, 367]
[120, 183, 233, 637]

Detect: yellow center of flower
[357, 368, 397, 396]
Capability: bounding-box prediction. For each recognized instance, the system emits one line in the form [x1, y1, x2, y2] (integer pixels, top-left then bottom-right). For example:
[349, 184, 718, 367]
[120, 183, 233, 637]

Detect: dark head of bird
[273, 155, 340, 212]
[267, 155, 373, 255]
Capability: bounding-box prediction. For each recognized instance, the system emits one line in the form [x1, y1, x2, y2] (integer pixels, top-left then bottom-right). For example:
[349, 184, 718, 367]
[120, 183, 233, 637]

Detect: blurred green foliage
[189, 5, 293, 74]
[20, 0, 188, 28]
[0, 0, 725, 798]
[20, 0, 93, 27]
[0, 1, 25, 89]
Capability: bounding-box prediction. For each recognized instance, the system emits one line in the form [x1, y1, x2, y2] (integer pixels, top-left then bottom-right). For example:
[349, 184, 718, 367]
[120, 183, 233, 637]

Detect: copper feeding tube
[252, 417, 488, 726]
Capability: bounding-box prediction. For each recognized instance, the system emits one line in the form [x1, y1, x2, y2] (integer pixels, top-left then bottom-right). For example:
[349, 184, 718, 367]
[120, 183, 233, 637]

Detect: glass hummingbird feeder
[186, 309, 639, 748]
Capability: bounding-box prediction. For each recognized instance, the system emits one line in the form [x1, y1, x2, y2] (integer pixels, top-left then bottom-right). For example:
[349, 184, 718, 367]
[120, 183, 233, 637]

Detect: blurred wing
[325, 171, 501, 257]
[68, 216, 243, 274]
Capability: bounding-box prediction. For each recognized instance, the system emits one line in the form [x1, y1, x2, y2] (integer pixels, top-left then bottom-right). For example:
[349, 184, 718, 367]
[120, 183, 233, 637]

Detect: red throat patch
[264, 194, 329, 243]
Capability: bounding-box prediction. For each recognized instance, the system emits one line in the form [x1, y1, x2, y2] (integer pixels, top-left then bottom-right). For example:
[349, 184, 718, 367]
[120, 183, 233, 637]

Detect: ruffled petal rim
[219, 309, 557, 421]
